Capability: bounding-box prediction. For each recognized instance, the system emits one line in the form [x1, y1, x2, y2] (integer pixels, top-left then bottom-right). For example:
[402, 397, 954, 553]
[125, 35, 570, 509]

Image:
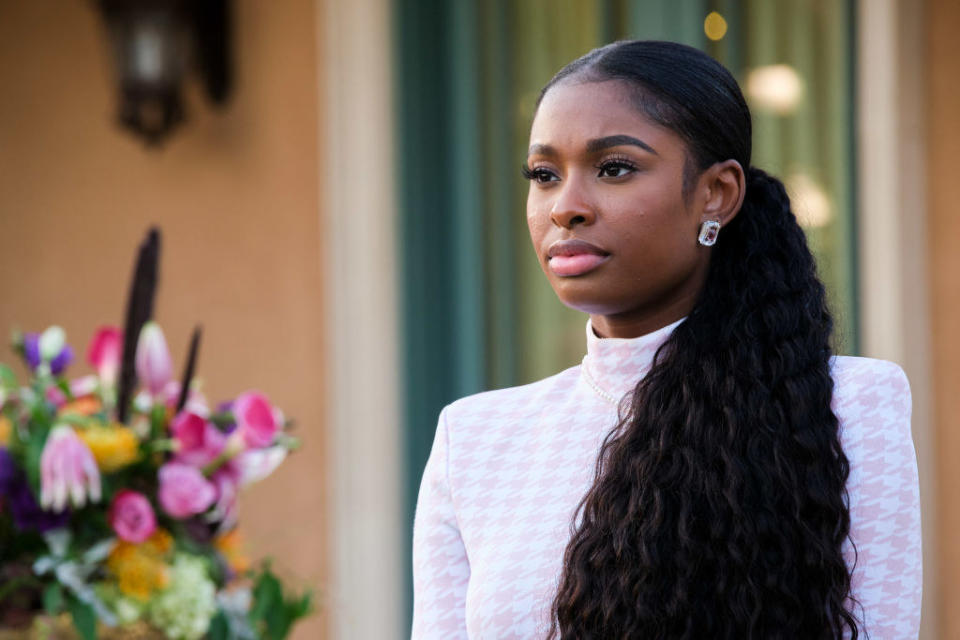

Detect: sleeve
[841, 362, 922, 639]
[411, 406, 470, 639]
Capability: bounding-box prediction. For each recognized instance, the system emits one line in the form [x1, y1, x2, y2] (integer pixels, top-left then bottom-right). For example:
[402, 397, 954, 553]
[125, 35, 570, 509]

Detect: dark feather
[116, 228, 161, 423]
[176, 325, 202, 413]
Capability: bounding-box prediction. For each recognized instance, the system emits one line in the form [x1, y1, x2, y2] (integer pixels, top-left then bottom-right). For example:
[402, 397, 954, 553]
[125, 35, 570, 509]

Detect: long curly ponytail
[543, 42, 858, 639]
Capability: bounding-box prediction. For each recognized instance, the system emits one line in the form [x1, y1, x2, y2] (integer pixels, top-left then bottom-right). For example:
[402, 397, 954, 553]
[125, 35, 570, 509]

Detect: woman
[412, 41, 921, 639]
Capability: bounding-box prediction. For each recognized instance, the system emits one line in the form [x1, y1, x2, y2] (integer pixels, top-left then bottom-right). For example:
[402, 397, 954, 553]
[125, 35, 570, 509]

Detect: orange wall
[928, 0, 960, 636]
[0, 1, 328, 637]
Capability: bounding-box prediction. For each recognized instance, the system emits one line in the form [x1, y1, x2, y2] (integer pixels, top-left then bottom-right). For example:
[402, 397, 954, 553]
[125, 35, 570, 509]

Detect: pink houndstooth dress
[412, 319, 922, 639]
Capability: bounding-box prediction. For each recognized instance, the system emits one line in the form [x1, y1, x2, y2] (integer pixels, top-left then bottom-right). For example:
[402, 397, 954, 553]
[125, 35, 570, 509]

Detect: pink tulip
[232, 391, 279, 449]
[40, 425, 101, 512]
[87, 327, 123, 385]
[157, 462, 216, 519]
[109, 490, 156, 543]
[135, 323, 173, 396]
[170, 412, 225, 468]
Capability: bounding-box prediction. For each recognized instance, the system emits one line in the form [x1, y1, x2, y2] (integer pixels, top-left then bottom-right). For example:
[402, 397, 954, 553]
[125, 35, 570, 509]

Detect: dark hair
[540, 41, 859, 639]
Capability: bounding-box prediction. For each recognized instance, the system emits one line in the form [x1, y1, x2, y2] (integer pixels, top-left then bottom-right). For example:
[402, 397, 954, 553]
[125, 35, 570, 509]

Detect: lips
[546, 239, 610, 277]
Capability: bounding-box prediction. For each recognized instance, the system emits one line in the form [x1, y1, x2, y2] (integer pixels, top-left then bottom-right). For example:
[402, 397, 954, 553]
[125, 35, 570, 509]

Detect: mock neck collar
[581, 317, 685, 405]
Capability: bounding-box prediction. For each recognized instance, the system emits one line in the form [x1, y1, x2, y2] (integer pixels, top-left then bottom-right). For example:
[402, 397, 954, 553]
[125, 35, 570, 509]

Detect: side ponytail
[543, 41, 858, 639]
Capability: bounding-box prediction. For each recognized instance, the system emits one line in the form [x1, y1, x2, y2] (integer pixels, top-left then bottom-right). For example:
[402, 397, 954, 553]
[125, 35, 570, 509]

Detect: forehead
[529, 79, 683, 157]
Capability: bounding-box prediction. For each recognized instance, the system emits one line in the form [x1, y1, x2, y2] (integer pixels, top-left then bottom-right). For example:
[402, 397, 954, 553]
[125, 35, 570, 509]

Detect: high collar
[581, 317, 685, 404]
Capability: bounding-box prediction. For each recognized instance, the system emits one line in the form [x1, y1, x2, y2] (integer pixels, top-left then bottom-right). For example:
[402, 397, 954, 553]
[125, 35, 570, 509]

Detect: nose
[549, 180, 596, 229]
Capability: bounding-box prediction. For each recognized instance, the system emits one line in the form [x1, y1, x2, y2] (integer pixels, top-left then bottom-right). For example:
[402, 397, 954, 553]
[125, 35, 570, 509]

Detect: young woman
[412, 41, 921, 639]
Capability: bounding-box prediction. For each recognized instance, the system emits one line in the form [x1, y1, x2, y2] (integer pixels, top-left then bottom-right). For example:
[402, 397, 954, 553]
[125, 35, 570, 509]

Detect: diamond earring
[698, 220, 721, 246]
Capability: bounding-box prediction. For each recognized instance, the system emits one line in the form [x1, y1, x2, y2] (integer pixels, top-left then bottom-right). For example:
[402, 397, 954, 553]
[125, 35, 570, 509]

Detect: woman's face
[526, 79, 714, 338]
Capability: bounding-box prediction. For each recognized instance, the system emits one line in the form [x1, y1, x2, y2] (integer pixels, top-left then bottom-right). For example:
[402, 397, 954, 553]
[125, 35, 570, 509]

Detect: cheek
[525, 200, 550, 252]
[611, 194, 702, 278]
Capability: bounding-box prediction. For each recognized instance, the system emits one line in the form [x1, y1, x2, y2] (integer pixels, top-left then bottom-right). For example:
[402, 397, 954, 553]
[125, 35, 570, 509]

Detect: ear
[697, 159, 746, 227]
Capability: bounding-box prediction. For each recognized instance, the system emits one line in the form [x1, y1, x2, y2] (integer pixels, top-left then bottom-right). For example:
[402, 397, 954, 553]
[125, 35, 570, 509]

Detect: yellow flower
[144, 528, 174, 555]
[214, 529, 251, 574]
[106, 531, 173, 601]
[0, 415, 11, 446]
[77, 423, 140, 472]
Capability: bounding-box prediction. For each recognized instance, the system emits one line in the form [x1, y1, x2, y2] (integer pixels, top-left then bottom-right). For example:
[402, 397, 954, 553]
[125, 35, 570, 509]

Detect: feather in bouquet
[0, 229, 311, 640]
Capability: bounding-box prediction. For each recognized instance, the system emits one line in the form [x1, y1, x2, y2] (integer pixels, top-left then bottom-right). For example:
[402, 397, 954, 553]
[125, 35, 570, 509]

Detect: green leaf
[67, 593, 97, 640]
[150, 404, 167, 439]
[24, 423, 50, 493]
[56, 378, 73, 400]
[0, 363, 16, 388]
[42, 582, 64, 615]
[208, 609, 230, 640]
[250, 567, 282, 624]
[248, 564, 313, 640]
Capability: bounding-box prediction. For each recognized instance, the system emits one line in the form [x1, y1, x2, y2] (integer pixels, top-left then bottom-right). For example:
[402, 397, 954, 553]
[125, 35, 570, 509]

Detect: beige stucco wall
[928, 0, 960, 636]
[0, 1, 328, 637]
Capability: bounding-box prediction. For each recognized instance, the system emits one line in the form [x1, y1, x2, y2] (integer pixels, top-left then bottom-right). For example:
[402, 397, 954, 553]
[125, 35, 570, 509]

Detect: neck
[589, 293, 697, 339]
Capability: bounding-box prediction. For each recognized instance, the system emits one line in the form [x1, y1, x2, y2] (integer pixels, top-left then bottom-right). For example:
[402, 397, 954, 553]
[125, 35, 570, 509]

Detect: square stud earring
[698, 220, 721, 246]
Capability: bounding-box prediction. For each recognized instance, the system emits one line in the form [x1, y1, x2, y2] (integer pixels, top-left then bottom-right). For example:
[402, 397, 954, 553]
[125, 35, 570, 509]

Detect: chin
[551, 283, 624, 316]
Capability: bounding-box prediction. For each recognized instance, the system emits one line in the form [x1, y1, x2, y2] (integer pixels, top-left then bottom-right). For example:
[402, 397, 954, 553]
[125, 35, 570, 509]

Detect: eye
[522, 164, 559, 184]
[596, 159, 637, 179]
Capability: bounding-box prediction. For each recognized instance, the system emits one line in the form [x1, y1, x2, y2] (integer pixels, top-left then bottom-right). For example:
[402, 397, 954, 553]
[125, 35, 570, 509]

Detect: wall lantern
[96, 0, 232, 146]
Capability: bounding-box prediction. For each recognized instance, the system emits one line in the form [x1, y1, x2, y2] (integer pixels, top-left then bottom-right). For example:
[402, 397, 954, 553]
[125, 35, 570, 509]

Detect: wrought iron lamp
[97, 0, 232, 145]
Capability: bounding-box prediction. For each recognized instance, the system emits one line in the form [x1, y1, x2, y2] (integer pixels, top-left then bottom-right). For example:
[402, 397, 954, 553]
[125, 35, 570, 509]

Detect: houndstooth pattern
[411, 321, 921, 639]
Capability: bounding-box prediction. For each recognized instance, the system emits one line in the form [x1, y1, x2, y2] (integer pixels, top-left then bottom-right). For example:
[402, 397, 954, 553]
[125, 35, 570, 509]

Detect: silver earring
[698, 220, 721, 246]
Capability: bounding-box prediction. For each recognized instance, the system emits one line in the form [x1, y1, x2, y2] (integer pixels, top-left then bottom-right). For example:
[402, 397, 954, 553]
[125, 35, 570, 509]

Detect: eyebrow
[527, 134, 658, 158]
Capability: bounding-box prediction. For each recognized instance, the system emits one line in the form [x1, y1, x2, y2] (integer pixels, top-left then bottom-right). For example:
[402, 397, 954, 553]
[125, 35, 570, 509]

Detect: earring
[698, 220, 721, 246]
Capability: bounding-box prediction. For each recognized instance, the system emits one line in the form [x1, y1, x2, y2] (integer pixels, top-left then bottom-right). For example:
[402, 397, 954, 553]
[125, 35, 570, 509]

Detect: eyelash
[521, 164, 554, 183]
[521, 157, 639, 183]
[594, 156, 638, 178]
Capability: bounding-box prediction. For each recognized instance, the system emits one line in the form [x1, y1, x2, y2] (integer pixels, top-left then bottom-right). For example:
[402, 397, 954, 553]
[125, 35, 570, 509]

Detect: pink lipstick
[546, 239, 610, 277]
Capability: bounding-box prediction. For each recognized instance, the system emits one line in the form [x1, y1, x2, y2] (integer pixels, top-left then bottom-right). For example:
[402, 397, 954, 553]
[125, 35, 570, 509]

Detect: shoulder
[829, 356, 911, 438]
[830, 355, 910, 394]
[830, 356, 915, 486]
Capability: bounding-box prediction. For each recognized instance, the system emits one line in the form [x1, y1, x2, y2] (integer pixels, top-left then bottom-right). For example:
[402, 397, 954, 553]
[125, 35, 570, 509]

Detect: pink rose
[109, 490, 156, 543]
[157, 462, 216, 519]
[170, 412, 225, 468]
[232, 391, 279, 449]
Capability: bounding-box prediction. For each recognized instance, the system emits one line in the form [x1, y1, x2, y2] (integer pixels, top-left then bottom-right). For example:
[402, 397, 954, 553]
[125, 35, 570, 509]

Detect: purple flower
[22, 333, 41, 370]
[0, 447, 16, 491]
[49, 345, 74, 376]
[20, 329, 73, 375]
[216, 400, 237, 433]
[0, 448, 70, 532]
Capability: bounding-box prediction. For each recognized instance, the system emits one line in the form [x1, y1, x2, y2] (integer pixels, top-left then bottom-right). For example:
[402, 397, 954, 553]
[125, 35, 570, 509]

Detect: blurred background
[0, 0, 954, 638]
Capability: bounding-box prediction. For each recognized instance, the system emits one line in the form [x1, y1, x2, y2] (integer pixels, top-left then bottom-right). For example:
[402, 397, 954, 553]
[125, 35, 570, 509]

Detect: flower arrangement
[0, 230, 311, 640]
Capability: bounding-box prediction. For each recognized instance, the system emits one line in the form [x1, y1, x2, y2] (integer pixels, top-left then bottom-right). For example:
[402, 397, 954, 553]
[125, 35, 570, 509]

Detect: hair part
[542, 41, 859, 639]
